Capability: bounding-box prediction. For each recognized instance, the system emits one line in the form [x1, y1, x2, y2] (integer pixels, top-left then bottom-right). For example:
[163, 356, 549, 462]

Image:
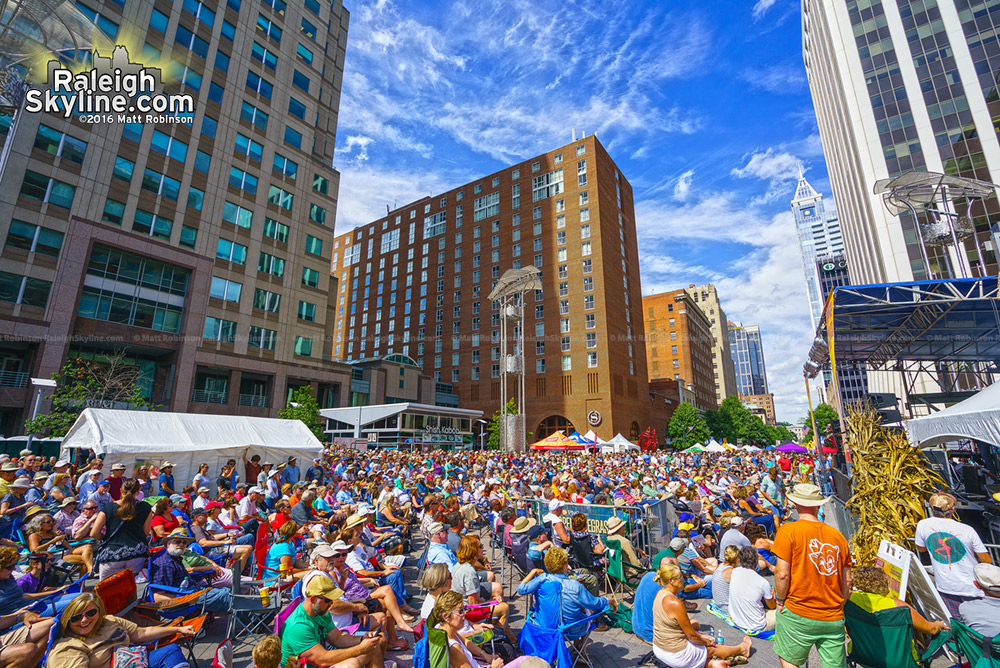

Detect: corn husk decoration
[844, 404, 945, 566]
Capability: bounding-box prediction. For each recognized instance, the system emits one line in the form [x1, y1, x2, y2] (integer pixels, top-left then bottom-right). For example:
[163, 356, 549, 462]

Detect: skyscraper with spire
[790, 173, 846, 330]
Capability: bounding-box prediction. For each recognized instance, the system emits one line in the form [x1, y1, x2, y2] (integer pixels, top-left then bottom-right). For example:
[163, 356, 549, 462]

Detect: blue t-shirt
[527, 542, 546, 562]
[158, 473, 174, 495]
[632, 571, 659, 642]
[266, 541, 296, 573]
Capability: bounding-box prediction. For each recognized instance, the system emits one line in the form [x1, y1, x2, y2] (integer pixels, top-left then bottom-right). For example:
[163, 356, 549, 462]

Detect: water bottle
[716, 632, 724, 646]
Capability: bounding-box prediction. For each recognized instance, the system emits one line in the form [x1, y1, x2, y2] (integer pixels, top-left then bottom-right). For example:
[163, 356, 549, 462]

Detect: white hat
[10, 477, 30, 489]
[548, 499, 566, 513]
[55, 460, 69, 468]
[330, 540, 351, 553]
[248, 486, 263, 494]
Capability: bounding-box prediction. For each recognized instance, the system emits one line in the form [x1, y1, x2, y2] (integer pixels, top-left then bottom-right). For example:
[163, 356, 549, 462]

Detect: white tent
[705, 442, 727, 453]
[582, 430, 599, 445]
[600, 433, 639, 453]
[60, 408, 324, 490]
[741, 445, 762, 451]
[905, 382, 1000, 448]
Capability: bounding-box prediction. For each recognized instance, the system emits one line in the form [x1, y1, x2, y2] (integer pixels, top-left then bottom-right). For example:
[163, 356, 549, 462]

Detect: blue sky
[332, 0, 831, 425]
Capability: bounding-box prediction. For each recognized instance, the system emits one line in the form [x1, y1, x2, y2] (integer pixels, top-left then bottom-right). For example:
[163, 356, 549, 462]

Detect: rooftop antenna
[572, 129, 577, 141]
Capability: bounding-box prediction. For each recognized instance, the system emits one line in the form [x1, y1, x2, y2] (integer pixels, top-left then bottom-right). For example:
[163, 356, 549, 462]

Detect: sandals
[728, 656, 749, 666]
[387, 641, 409, 652]
[683, 601, 698, 611]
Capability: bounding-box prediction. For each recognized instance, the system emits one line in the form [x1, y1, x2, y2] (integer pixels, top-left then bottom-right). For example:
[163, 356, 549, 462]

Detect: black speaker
[963, 464, 986, 498]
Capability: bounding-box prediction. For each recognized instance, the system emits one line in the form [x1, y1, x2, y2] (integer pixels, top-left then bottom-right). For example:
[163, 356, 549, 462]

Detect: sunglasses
[332, 553, 348, 558]
[41, 519, 54, 524]
[69, 608, 99, 624]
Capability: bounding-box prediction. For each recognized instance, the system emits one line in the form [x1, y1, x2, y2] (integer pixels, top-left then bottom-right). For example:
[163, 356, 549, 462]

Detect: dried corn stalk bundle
[845, 404, 945, 566]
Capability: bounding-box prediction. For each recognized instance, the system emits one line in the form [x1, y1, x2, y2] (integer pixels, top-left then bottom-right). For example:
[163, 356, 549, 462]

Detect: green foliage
[771, 424, 797, 444]
[279, 386, 325, 440]
[667, 402, 710, 450]
[805, 403, 839, 441]
[24, 353, 155, 438]
[487, 399, 518, 449]
[703, 396, 776, 447]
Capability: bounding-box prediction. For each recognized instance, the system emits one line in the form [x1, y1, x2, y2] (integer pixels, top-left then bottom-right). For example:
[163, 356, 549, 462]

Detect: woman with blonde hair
[711, 545, 740, 616]
[430, 591, 530, 668]
[47, 592, 196, 668]
[652, 562, 751, 668]
[48, 472, 73, 504]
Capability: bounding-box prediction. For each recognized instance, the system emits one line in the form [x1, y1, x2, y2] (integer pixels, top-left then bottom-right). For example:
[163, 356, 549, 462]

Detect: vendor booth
[60, 408, 324, 488]
[528, 431, 585, 451]
[600, 433, 639, 453]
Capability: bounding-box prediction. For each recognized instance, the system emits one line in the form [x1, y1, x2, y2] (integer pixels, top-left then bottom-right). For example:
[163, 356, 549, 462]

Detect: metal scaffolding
[488, 267, 541, 452]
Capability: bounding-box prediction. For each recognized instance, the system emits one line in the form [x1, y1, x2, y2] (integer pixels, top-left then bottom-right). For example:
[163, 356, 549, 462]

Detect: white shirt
[728, 567, 773, 633]
[192, 495, 210, 511]
[543, 512, 565, 546]
[346, 545, 369, 573]
[302, 570, 353, 629]
[237, 495, 259, 520]
[915, 515, 987, 597]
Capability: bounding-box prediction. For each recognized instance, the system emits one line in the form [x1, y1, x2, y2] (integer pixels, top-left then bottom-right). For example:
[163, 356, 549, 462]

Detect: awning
[904, 381, 1000, 448]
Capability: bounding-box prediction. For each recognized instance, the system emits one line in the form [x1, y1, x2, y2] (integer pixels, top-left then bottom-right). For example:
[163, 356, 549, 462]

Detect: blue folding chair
[519, 578, 607, 668]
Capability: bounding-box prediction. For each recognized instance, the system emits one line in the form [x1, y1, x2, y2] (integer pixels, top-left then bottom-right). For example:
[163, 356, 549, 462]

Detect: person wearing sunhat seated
[148, 529, 231, 613]
[0, 477, 31, 539]
[157, 461, 176, 497]
[279, 573, 387, 668]
[606, 516, 646, 578]
[25, 473, 47, 506]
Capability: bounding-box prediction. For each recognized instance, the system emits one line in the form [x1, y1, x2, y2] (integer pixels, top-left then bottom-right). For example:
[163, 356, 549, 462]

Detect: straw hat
[343, 513, 366, 530]
[787, 483, 830, 507]
[510, 516, 537, 534]
[605, 516, 627, 535]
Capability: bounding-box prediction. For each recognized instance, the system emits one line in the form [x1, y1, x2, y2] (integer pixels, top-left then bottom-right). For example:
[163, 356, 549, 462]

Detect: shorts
[652, 641, 708, 668]
[0, 623, 32, 648]
[773, 607, 846, 668]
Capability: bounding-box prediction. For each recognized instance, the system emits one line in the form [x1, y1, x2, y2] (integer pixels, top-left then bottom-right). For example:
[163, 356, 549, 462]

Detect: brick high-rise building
[0, 0, 352, 434]
[642, 290, 717, 412]
[684, 284, 737, 406]
[330, 135, 655, 442]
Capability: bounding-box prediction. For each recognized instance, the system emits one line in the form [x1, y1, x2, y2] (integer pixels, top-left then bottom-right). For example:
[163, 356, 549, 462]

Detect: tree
[487, 399, 518, 449]
[667, 402, 710, 450]
[771, 424, 797, 444]
[805, 403, 839, 441]
[713, 396, 772, 446]
[24, 352, 155, 438]
[278, 386, 325, 440]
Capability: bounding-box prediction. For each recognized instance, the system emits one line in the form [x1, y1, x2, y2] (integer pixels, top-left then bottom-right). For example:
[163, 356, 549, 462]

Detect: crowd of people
[0, 442, 967, 668]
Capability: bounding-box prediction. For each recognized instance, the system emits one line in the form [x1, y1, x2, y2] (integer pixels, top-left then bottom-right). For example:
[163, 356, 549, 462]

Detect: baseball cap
[169, 494, 185, 504]
[311, 544, 337, 560]
[248, 486, 263, 494]
[548, 499, 566, 513]
[669, 537, 688, 552]
[206, 501, 224, 510]
[729, 516, 744, 527]
[974, 563, 1000, 593]
[427, 521, 446, 535]
[191, 506, 209, 516]
[304, 575, 344, 601]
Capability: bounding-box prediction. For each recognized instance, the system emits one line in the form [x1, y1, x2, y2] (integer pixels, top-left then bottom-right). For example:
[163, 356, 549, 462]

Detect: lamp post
[476, 419, 487, 450]
[26, 377, 57, 451]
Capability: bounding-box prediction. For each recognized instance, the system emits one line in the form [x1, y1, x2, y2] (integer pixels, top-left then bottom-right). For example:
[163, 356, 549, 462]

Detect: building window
[536, 359, 546, 373]
[249, 326, 277, 350]
[561, 355, 571, 371]
[132, 209, 172, 240]
[210, 276, 242, 303]
[294, 336, 313, 356]
[585, 314, 596, 329]
[33, 125, 87, 164]
[587, 352, 597, 368]
[5, 221, 64, 257]
[302, 267, 320, 288]
[204, 316, 236, 342]
[228, 167, 258, 195]
[297, 301, 316, 321]
[268, 186, 293, 210]
[253, 288, 281, 313]
[263, 218, 289, 242]
[258, 252, 285, 277]
[222, 202, 253, 229]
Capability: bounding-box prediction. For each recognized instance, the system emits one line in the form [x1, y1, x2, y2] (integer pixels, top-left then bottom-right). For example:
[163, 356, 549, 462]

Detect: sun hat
[427, 521, 446, 535]
[161, 462, 174, 468]
[606, 516, 627, 535]
[25, 505, 46, 519]
[54, 460, 69, 468]
[330, 540, 351, 553]
[729, 516, 744, 527]
[974, 563, 1000, 594]
[510, 516, 537, 534]
[10, 478, 30, 489]
[343, 513, 367, 530]
[262, 461, 273, 467]
[3, 462, 23, 472]
[268, 469, 280, 478]
[304, 575, 344, 601]
[111, 463, 126, 471]
[197, 487, 210, 494]
[669, 537, 688, 552]
[32, 472, 48, 481]
[165, 529, 194, 542]
[59, 496, 78, 507]
[787, 483, 830, 507]
[169, 494, 185, 504]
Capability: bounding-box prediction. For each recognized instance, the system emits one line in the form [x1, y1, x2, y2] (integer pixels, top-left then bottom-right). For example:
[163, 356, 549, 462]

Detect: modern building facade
[815, 254, 870, 411]
[684, 284, 738, 405]
[729, 321, 770, 397]
[642, 289, 717, 412]
[802, 0, 1000, 286]
[0, 0, 352, 435]
[790, 175, 846, 329]
[329, 135, 655, 443]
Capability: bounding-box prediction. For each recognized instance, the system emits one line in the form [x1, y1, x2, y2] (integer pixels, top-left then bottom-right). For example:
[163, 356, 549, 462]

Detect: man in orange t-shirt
[773, 483, 851, 668]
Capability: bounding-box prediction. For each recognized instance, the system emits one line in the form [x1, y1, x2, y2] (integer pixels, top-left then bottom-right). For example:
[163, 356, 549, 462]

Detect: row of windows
[204, 316, 312, 355]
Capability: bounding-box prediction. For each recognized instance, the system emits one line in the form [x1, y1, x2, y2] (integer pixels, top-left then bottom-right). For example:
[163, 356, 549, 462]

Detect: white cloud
[742, 63, 807, 94]
[731, 149, 803, 204]
[752, 0, 779, 19]
[673, 170, 695, 201]
[340, 135, 374, 161]
[334, 164, 466, 230]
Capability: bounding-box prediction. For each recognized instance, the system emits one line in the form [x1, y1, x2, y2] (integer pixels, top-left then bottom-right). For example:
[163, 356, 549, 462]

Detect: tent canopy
[600, 433, 639, 453]
[905, 382, 1000, 448]
[705, 442, 727, 453]
[528, 431, 585, 451]
[60, 408, 324, 488]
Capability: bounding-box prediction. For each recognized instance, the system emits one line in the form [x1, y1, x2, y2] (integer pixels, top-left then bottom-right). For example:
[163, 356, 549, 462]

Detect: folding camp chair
[947, 620, 1000, 668]
[518, 577, 607, 668]
[226, 563, 283, 647]
[844, 600, 950, 668]
[604, 537, 652, 601]
[212, 640, 233, 668]
[413, 625, 450, 668]
[95, 568, 139, 617]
